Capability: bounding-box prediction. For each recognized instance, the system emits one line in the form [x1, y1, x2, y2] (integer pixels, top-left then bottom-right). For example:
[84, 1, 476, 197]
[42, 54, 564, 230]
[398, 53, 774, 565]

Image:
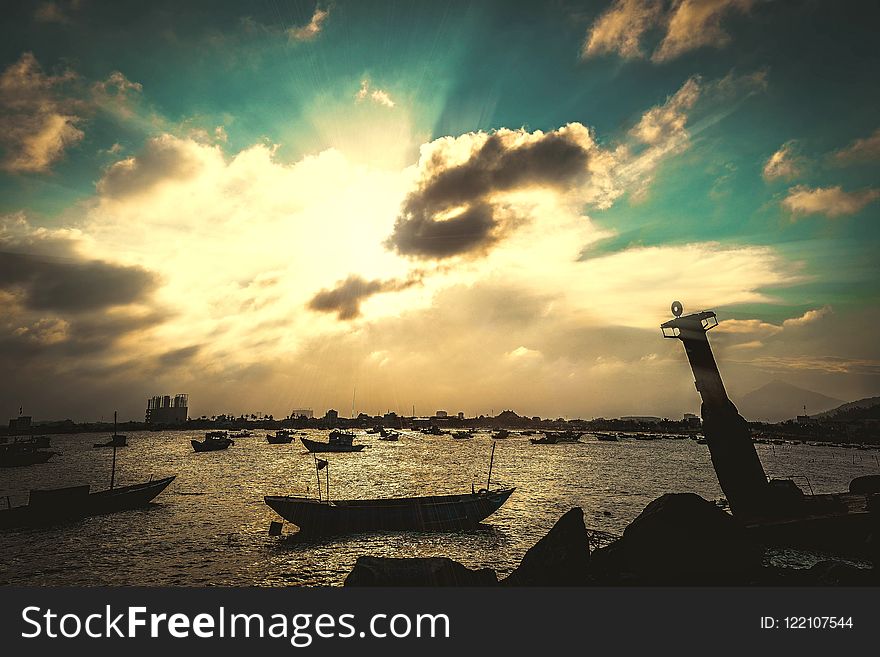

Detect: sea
[1, 430, 877, 585]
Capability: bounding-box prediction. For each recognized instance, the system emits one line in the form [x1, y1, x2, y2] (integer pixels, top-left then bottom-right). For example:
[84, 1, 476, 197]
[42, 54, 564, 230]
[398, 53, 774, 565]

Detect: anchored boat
[192, 431, 234, 452]
[266, 442, 513, 534]
[300, 430, 365, 453]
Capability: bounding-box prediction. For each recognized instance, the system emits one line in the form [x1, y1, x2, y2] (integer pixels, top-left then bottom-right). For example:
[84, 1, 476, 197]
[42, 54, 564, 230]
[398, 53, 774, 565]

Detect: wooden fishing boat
[0, 441, 58, 467]
[300, 435, 365, 453]
[0, 476, 175, 529]
[191, 433, 234, 452]
[265, 487, 514, 534]
[267, 429, 296, 444]
[93, 434, 127, 448]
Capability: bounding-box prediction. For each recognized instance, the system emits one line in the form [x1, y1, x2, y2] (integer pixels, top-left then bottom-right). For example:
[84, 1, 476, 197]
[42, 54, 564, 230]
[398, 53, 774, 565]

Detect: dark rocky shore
[344, 493, 878, 586]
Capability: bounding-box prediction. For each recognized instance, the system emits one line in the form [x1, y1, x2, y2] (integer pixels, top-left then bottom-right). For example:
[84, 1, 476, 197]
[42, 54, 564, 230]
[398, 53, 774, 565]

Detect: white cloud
[653, 0, 752, 63]
[762, 141, 802, 181]
[355, 80, 396, 108]
[582, 0, 663, 59]
[288, 5, 329, 42]
[832, 128, 880, 165]
[0, 52, 83, 173]
[581, 0, 753, 64]
[782, 305, 831, 328]
[782, 185, 880, 218]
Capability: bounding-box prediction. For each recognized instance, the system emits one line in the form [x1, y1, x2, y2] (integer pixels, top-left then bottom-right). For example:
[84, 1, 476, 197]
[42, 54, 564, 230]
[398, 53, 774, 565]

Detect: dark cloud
[308, 274, 417, 320]
[157, 344, 203, 368]
[386, 129, 592, 259]
[0, 250, 157, 312]
[97, 135, 204, 198]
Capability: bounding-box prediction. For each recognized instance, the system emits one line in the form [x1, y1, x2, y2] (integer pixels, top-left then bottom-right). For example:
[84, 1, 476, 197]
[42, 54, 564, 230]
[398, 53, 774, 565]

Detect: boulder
[502, 507, 591, 586]
[621, 493, 762, 584]
[344, 556, 497, 586]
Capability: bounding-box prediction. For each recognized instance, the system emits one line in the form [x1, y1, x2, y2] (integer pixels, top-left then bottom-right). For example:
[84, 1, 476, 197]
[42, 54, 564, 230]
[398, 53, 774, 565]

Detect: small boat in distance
[0, 439, 59, 467]
[229, 429, 253, 438]
[492, 429, 510, 439]
[530, 434, 557, 445]
[594, 432, 619, 442]
[192, 432, 234, 452]
[301, 431, 365, 453]
[452, 430, 473, 440]
[94, 410, 127, 448]
[267, 429, 297, 444]
[378, 432, 399, 441]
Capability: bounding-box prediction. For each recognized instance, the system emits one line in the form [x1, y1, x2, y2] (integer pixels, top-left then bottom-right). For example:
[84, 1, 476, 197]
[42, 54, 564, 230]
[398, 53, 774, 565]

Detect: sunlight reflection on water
[1, 430, 877, 585]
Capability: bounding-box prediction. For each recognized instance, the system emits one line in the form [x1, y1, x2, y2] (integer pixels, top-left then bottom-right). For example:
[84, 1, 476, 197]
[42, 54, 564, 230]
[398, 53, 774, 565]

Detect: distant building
[8, 416, 32, 432]
[291, 408, 314, 419]
[145, 394, 188, 425]
[683, 413, 701, 428]
[434, 410, 448, 418]
[324, 409, 339, 426]
[457, 412, 464, 420]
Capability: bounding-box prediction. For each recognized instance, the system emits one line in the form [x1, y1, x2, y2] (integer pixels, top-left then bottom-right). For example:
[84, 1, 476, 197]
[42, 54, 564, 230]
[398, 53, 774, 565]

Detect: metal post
[110, 411, 117, 491]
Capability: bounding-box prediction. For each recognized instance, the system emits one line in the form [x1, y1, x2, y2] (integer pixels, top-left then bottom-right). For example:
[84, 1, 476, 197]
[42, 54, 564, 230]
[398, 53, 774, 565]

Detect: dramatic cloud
[581, 0, 752, 63]
[384, 73, 761, 261]
[832, 128, 880, 165]
[0, 215, 157, 313]
[355, 79, 395, 108]
[308, 275, 418, 320]
[288, 5, 329, 41]
[582, 0, 663, 59]
[386, 124, 595, 258]
[762, 141, 802, 181]
[782, 185, 880, 218]
[0, 52, 83, 173]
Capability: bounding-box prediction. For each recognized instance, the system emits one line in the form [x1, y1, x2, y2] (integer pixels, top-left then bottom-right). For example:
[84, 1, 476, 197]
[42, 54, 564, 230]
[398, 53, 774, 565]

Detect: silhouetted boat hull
[94, 435, 127, 448]
[265, 487, 515, 534]
[191, 438, 233, 452]
[0, 476, 175, 529]
[300, 437, 365, 453]
[0, 447, 58, 467]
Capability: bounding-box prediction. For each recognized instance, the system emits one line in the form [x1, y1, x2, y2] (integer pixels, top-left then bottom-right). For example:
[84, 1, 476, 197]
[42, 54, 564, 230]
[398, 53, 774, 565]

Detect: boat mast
[110, 410, 117, 491]
[313, 454, 322, 502]
[486, 441, 496, 491]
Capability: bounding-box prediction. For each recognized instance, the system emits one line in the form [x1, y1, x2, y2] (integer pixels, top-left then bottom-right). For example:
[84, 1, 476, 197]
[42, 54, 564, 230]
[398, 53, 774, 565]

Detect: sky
[1, 0, 878, 423]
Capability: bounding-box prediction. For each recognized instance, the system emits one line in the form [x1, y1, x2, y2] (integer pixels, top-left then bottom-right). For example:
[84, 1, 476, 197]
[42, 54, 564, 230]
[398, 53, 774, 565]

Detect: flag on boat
[316, 458, 328, 470]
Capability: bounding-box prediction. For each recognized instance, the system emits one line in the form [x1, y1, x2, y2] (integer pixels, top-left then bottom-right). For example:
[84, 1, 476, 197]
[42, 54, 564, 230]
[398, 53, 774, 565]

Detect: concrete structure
[145, 394, 188, 425]
[8, 416, 32, 432]
[290, 408, 314, 419]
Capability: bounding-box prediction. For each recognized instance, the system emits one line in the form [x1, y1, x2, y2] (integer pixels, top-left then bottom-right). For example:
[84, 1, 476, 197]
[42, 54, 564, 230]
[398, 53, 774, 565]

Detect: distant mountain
[736, 379, 844, 422]
[813, 396, 880, 419]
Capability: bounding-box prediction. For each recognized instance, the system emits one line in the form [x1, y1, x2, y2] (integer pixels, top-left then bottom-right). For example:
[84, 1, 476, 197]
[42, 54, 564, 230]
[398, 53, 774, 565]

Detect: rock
[502, 507, 591, 586]
[620, 493, 762, 584]
[805, 561, 876, 586]
[344, 556, 497, 586]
